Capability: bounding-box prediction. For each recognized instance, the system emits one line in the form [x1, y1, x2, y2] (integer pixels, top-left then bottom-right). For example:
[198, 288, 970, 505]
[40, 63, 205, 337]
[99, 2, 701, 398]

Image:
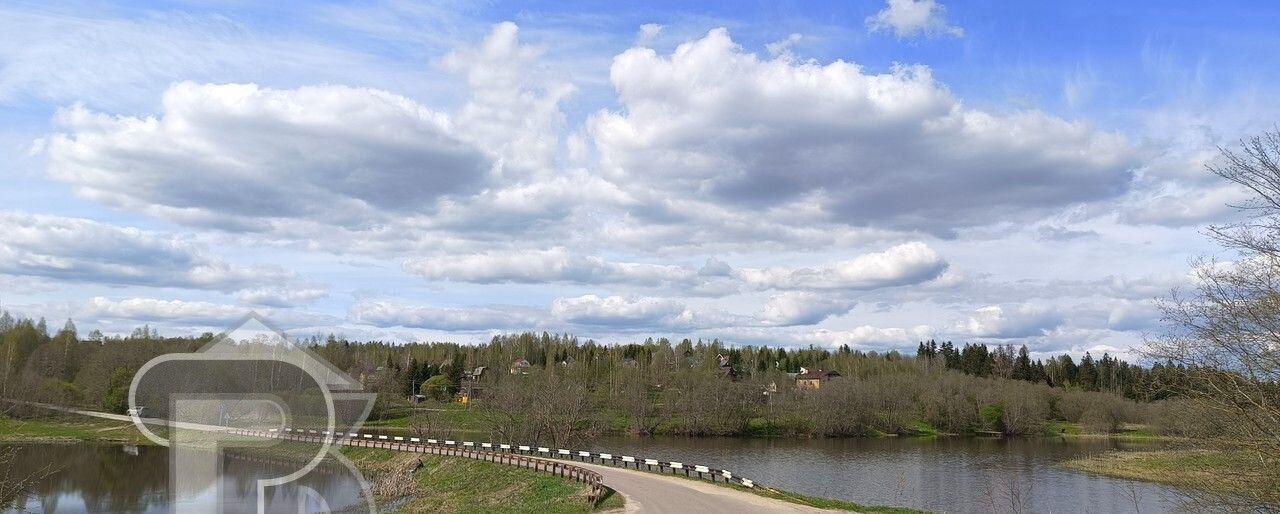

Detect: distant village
[406, 353, 842, 404]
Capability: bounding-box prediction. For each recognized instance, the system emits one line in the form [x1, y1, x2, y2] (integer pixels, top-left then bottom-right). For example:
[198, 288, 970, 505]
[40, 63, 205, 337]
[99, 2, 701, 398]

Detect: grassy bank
[0, 414, 150, 444]
[342, 448, 623, 514]
[372, 404, 1179, 442]
[1039, 421, 1173, 442]
[1, 415, 619, 514]
[1061, 449, 1280, 505]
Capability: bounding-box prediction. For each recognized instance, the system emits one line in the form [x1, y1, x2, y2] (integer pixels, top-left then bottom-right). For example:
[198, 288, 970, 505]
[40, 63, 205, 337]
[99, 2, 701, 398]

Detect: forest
[1, 311, 1196, 446]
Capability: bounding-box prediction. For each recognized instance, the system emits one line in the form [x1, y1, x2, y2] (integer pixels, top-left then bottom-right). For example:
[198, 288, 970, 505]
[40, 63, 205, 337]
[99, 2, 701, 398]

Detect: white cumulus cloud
[351, 301, 541, 331]
[404, 248, 700, 287]
[866, 0, 963, 39]
[953, 304, 1064, 338]
[550, 294, 688, 328]
[590, 28, 1136, 234]
[759, 292, 856, 326]
[0, 211, 299, 292]
[737, 242, 947, 290]
[44, 82, 492, 231]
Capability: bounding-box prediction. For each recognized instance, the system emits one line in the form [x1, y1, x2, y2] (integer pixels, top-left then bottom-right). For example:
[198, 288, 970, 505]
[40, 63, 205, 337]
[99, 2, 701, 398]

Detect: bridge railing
[226, 428, 605, 504]
[229, 426, 758, 490]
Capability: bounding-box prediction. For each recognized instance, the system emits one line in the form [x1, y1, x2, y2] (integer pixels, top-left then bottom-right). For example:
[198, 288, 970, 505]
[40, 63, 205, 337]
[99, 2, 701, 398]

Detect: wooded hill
[1, 313, 1187, 443]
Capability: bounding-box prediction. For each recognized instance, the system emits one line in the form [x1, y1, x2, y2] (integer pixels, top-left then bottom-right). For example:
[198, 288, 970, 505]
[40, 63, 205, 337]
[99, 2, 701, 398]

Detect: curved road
[575, 461, 836, 513]
[17, 402, 839, 513]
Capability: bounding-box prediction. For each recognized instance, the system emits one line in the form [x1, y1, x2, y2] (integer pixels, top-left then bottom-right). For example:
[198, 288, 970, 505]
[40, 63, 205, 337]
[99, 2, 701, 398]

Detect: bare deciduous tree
[408, 410, 454, 441]
[0, 405, 53, 510]
[481, 370, 599, 448]
[1145, 129, 1280, 509]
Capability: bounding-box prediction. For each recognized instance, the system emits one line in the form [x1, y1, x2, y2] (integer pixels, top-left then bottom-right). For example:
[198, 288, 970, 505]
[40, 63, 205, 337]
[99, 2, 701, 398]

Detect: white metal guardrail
[251, 426, 758, 489]
[229, 427, 606, 504]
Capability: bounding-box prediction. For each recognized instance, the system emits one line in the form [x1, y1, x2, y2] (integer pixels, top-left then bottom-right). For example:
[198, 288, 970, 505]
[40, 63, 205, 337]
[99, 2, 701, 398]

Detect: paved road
[575, 461, 837, 514]
[15, 401, 840, 514]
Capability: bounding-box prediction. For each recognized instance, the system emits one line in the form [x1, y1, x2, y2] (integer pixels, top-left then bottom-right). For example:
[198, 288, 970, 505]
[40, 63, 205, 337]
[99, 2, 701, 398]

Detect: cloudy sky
[1, 0, 1276, 358]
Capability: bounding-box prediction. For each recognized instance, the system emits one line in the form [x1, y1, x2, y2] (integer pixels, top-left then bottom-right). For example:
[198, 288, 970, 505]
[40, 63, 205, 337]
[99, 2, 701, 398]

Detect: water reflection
[1, 444, 369, 514]
[593, 436, 1196, 514]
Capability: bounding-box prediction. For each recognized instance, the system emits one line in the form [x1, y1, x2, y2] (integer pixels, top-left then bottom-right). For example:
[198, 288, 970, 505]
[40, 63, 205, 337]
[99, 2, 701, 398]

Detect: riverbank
[3, 414, 922, 513]
[371, 405, 1182, 444]
[1038, 421, 1174, 442]
[0, 414, 617, 513]
[1061, 449, 1280, 506]
[0, 414, 150, 444]
[342, 447, 624, 514]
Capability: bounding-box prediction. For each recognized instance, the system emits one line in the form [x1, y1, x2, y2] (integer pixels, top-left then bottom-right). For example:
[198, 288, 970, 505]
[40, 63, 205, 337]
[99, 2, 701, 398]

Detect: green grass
[342, 448, 623, 514]
[1039, 420, 1084, 436]
[1061, 449, 1280, 505]
[1111, 424, 1162, 440]
[1039, 421, 1174, 441]
[903, 420, 945, 437]
[0, 415, 150, 444]
[365, 405, 491, 436]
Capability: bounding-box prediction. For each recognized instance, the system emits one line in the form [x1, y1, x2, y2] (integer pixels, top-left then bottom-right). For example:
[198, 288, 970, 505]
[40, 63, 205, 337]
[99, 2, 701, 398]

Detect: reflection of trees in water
[222, 448, 367, 512]
[3, 444, 366, 514]
[2, 443, 168, 513]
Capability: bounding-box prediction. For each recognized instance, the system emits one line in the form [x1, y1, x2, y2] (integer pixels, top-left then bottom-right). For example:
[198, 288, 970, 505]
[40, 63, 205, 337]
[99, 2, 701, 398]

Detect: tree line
[914, 340, 1184, 401]
[2, 314, 1165, 442]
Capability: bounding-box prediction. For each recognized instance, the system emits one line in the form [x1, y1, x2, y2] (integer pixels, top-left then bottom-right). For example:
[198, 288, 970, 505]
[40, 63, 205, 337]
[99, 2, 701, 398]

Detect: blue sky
[1, 0, 1277, 358]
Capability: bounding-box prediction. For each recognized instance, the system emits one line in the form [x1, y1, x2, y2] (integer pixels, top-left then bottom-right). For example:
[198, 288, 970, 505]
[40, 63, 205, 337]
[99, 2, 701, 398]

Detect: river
[0, 443, 369, 514]
[4, 437, 1200, 514]
[591, 435, 1195, 514]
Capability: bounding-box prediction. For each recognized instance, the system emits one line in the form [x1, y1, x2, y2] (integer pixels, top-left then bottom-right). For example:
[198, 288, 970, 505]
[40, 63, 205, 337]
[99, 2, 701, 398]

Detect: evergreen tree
[1013, 345, 1033, 381]
[1078, 352, 1098, 391]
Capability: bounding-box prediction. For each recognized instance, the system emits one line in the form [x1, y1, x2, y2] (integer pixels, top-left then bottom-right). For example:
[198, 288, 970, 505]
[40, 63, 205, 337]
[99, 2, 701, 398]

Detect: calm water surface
[4, 438, 1204, 514]
[593, 436, 1193, 514]
[1, 443, 368, 514]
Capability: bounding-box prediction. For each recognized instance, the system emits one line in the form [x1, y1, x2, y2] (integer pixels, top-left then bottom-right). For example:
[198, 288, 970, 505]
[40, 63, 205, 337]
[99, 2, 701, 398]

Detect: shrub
[980, 403, 1006, 433]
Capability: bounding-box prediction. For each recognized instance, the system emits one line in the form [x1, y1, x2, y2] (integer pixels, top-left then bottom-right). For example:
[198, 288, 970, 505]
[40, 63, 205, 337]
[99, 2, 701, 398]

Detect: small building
[459, 366, 487, 400]
[795, 369, 841, 390]
[714, 353, 739, 380]
[509, 358, 532, 375]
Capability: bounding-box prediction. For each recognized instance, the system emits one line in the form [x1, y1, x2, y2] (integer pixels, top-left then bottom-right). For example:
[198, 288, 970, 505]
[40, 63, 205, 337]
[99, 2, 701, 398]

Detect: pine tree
[1013, 345, 1033, 381]
[1078, 352, 1098, 391]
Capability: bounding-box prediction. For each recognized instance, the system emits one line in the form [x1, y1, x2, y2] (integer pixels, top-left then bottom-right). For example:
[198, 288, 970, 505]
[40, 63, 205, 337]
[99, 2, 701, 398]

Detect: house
[457, 366, 488, 402]
[795, 369, 841, 390]
[509, 358, 532, 375]
[715, 353, 738, 380]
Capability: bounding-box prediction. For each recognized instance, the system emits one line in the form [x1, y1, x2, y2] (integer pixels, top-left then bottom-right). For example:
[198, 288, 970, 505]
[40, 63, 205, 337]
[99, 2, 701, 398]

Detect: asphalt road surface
[575, 461, 837, 513]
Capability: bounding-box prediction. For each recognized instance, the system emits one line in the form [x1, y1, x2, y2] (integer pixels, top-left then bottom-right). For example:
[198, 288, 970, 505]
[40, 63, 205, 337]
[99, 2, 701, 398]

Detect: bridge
[20, 403, 837, 513]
